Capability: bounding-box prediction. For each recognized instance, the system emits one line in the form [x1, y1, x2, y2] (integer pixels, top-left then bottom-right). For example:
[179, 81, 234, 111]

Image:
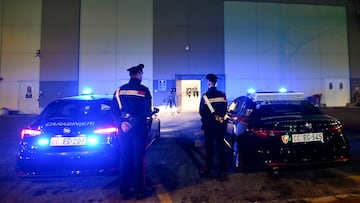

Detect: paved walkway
[157, 109, 201, 133]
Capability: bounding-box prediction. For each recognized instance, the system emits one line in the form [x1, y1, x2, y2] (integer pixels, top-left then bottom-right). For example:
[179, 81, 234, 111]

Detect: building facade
[0, 0, 359, 114]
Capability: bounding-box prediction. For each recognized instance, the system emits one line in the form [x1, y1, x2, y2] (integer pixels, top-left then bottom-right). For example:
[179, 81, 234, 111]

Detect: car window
[228, 96, 255, 117]
[252, 100, 323, 118]
[38, 100, 112, 120]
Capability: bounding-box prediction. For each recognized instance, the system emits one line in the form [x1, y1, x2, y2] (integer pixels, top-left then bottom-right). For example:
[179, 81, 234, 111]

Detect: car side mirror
[226, 111, 236, 117]
[225, 111, 237, 122]
[153, 107, 160, 114]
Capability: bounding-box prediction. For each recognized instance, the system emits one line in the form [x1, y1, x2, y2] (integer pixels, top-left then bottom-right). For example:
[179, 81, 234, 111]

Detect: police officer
[111, 64, 152, 200]
[199, 73, 228, 180]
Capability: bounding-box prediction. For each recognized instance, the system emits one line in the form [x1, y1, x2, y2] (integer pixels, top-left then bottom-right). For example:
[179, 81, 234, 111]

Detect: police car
[16, 94, 160, 177]
[225, 89, 350, 174]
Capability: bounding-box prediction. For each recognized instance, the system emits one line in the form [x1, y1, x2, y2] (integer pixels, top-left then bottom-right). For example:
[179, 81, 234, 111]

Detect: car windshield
[252, 100, 323, 118]
[227, 96, 255, 117]
[38, 99, 111, 120]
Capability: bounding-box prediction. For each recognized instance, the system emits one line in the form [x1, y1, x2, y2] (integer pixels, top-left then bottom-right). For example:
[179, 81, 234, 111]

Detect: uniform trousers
[203, 125, 226, 173]
[118, 126, 147, 194]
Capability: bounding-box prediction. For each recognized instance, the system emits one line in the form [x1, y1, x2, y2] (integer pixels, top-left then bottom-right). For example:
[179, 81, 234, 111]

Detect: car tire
[155, 121, 160, 143]
[233, 138, 249, 173]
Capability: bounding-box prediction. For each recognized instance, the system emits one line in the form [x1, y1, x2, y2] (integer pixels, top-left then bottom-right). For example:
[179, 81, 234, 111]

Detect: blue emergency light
[278, 87, 287, 93]
[81, 88, 93, 95]
[247, 88, 256, 94]
[37, 138, 50, 146]
[86, 136, 99, 146]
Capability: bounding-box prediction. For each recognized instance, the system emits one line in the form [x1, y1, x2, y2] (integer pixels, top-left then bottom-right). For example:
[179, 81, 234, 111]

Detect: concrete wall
[0, 0, 359, 113]
[153, 0, 224, 106]
[0, 0, 42, 114]
[79, 0, 153, 97]
[224, 2, 349, 106]
[39, 0, 80, 108]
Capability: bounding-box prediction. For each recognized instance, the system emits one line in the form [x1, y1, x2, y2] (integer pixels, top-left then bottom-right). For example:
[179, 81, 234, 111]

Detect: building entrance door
[18, 80, 40, 114]
[324, 78, 350, 107]
[176, 80, 201, 112]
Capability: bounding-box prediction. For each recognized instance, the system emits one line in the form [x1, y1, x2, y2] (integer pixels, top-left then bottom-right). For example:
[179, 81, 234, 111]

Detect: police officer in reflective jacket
[199, 73, 228, 180]
[111, 64, 152, 200]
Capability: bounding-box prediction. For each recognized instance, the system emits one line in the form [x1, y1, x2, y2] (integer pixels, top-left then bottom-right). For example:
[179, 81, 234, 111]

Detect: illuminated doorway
[176, 80, 201, 112]
[324, 78, 350, 107]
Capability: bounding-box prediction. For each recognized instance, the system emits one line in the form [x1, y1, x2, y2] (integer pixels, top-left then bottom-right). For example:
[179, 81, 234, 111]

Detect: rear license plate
[292, 132, 324, 143]
[50, 137, 86, 146]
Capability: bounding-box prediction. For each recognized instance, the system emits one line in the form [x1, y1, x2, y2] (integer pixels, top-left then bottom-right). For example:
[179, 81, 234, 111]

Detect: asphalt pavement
[0, 106, 359, 203]
[321, 107, 360, 131]
[154, 108, 360, 203]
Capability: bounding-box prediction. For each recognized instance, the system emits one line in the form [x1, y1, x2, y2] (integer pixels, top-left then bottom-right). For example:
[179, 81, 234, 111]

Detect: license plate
[292, 132, 324, 143]
[50, 137, 87, 146]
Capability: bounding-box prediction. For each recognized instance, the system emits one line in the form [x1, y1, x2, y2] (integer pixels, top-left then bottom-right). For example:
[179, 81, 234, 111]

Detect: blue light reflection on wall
[224, 2, 349, 103]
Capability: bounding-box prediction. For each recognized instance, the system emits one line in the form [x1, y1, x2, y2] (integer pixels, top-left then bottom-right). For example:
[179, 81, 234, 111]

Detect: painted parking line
[158, 193, 173, 203]
[348, 175, 360, 182]
[286, 193, 360, 203]
[331, 169, 360, 182]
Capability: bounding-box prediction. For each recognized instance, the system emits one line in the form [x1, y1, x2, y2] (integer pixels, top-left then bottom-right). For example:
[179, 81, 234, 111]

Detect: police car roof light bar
[250, 92, 304, 101]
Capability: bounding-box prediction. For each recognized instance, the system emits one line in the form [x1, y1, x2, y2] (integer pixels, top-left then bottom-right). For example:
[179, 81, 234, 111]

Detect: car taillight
[250, 129, 285, 138]
[94, 127, 118, 135]
[329, 122, 343, 133]
[20, 129, 41, 139]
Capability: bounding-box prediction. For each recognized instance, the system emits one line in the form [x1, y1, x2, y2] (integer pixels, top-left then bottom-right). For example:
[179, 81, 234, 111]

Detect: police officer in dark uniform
[199, 73, 228, 180]
[111, 64, 152, 200]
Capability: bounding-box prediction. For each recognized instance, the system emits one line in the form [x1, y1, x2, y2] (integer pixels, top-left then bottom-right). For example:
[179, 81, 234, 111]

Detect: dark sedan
[224, 91, 350, 174]
[16, 94, 160, 177]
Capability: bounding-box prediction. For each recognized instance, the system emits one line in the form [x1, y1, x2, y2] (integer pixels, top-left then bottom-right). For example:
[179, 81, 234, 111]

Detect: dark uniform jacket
[199, 87, 227, 129]
[112, 77, 152, 128]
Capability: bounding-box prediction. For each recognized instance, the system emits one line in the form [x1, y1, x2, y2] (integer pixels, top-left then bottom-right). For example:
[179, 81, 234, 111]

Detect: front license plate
[292, 132, 324, 143]
[50, 137, 86, 146]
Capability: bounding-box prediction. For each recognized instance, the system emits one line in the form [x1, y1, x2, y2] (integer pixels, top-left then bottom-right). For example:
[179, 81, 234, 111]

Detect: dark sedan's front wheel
[155, 120, 160, 143]
[233, 137, 250, 173]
